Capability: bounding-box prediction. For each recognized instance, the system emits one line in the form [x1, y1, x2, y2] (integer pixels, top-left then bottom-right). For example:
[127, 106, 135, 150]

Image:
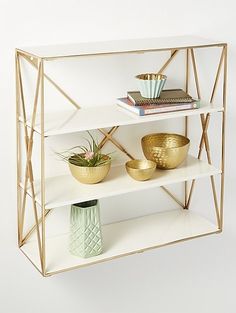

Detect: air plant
[57, 131, 111, 167]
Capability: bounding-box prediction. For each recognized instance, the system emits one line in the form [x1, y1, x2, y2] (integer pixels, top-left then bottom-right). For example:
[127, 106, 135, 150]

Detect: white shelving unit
[16, 36, 227, 276]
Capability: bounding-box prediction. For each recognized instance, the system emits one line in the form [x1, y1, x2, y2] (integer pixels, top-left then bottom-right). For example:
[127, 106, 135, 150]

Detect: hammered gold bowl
[125, 159, 156, 181]
[69, 158, 111, 184]
[141, 133, 190, 169]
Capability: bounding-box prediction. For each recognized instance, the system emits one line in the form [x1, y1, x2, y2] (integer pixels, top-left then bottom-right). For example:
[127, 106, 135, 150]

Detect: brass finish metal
[210, 47, 225, 103]
[186, 114, 210, 208]
[158, 49, 178, 73]
[188, 48, 222, 229]
[125, 159, 156, 181]
[19, 52, 80, 110]
[160, 186, 185, 209]
[136, 73, 167, 80]
[22, 209, 51, 245]
[184, 49, 190, 208]
[98, 128, 135, 160]
[141, 133, 190, 169]
[190, 49, 201, 99]
[69, 159, 111, 184]
[16, 42, 227, 276]
[16, 52, 22, 246]
[40, 60, 46, 275]
[16, 54, 44, 271]
[20, 59, 42, 243]
[98, 126, 119, 149]
[220, 45, 227, 229]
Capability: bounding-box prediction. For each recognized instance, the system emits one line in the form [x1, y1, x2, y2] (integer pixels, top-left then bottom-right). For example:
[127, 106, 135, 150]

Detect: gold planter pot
[141, 133, 190, 169]
[69, 159, 111, 184]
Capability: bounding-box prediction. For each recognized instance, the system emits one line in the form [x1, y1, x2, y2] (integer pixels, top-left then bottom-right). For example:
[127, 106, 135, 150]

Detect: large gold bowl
[69, 159, 111, 184]
[141, 133, 190, 169]
[125, 159, 156, 181]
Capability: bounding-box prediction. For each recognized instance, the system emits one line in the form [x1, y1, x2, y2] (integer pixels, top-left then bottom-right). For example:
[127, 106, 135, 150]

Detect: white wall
[0, 1, 236, 312]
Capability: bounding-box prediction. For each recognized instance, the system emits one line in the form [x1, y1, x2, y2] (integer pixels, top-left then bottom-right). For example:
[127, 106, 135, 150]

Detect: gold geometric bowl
[69, 159, 111, 184]
[141, 133, 190, 169]
[125, 159, 156, 181]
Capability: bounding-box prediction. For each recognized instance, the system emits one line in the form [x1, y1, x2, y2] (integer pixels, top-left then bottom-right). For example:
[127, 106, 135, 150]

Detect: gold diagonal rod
[40, 60, 46, 275]
[210, 47, 225, 103]
[220, 45, 227, 229]
[17, 55, 44, 269]
[200, 114, 220, 227]
[20, 62, 42, 240]
[21, 209, 51, 245]
[161, 186, 185, 209]
[17, 54, 33, 182]
[190, 49, 201, 99]
[186, 113, 210, 208]
[19, 53, 80, 110]
[99, 126, 119, 149]
[99, 128, 135, 160]
[16, 55, 29, 242]
[157, 49, 179, 73]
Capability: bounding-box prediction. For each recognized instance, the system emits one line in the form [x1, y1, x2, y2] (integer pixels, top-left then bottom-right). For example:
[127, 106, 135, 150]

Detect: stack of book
[116, 89, 200, 116]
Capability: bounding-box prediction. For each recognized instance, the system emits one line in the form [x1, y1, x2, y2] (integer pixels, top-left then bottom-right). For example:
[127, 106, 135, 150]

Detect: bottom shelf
[21, 209, 219, 276]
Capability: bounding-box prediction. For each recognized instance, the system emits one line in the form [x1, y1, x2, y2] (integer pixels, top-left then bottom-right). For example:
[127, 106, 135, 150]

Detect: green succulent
[57, 131, 111, 167]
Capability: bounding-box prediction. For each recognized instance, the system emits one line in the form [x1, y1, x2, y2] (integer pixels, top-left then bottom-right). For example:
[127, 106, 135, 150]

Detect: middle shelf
[23, 155, 221, 209]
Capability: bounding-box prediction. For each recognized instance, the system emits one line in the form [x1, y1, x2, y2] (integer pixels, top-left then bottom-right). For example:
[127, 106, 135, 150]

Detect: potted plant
[58, 132, 112, 184]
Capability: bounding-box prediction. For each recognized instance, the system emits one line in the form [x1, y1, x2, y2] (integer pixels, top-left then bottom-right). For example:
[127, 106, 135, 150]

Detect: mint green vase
[69, 200, 103, 258]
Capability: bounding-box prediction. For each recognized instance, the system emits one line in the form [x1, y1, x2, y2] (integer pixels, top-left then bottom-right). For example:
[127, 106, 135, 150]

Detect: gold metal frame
[16, 41, 227, 276]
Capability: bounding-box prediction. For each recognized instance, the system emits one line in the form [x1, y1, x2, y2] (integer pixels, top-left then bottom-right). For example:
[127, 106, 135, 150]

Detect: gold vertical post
[40, 59, 46, 275]
[184, 48, 189, 208]
[16, 54, 44, 269]
[16, 51, 22, 246]
[220, 45, 227, 230]
[20, 60, 42, 241]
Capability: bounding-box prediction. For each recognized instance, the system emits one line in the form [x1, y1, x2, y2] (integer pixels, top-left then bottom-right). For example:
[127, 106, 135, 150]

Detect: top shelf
[17, 36, 226, 60]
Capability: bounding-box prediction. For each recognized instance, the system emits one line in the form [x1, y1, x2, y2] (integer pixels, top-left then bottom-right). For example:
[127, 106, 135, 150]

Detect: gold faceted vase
[69, 157, 111, 184]
[141, 133, 190, 169]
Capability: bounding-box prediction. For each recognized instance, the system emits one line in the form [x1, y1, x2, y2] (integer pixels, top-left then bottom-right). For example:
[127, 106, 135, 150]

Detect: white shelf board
[25, 155, 221, 209]
[21, 209, 219, 274]
[22, 102, 223, 137]
[18, 36, 226, 59]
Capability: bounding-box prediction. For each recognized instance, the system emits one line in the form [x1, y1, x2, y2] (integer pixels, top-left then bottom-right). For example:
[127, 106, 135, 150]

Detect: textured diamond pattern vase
[69, 200, 103, 258]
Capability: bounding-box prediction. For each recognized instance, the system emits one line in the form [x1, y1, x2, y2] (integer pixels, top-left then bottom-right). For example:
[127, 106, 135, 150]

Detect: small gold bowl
[141, 133, 190, 169]
[125, 159, 156, 181]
